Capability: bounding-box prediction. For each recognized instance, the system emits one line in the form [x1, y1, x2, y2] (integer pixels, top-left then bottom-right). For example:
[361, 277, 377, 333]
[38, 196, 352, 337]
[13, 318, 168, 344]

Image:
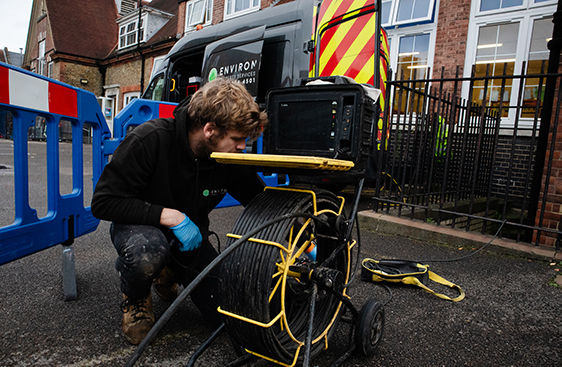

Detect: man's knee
[113, 224, 170, 281]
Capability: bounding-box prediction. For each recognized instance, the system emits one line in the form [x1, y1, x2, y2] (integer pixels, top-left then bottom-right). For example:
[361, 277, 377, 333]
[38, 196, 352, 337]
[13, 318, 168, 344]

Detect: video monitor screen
[276, 100, 337, 153]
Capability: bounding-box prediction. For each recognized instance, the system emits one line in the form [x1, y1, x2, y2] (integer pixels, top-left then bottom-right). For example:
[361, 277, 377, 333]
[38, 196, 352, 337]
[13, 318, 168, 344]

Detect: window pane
[397, 0, 414, 22]
[412, 0, 430, 19]
[398, 35, 414, 55]
[522, 17, 553, 118]
[207, 0, 213, 22]
[502, 0, 523, 8]
[395, 34, 430, 113]
[127, 33, 136, 45]
[145, 74, 166, 101]
[381, 1, 392, 24]
[414, 33, 430, 55]
[481, 0, 500, 11]
[396, 0, 431, 22]
[474, 23, 519, 117]
[189, 0, 205, 25]
[498, 24, 518, 56]
[529, 17, 552, 59]
[476, 23, 518, 63]
[480, 0, 522, 11]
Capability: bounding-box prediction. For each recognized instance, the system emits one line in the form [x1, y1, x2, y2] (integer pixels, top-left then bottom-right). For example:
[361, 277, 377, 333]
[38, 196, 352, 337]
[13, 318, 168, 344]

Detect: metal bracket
[61, 216, 77, 301]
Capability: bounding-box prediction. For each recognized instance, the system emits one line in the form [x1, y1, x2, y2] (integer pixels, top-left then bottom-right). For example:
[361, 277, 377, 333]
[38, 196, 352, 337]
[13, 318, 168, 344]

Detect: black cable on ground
[413, 219, 507, 263]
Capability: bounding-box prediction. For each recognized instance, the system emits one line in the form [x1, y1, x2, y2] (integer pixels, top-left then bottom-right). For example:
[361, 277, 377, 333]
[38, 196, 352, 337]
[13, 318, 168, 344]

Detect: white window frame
[118, 15, 147, 50]
[476, 0, 556, 15]
[464, 0, 556, 130]
[124, 91, 141, 107]
[381, 0, 439, 119]
[38, 40, 46, 76]
[223, 0, 261, 21]
[384, 24, 438, 81]
[381, 0, 436, 28]
[47, 62, 54, 78]
[185, 0, 213, 32]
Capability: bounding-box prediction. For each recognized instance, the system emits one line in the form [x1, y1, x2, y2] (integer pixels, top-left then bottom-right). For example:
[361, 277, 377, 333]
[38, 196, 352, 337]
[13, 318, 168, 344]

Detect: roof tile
[46, 0, 119, 59]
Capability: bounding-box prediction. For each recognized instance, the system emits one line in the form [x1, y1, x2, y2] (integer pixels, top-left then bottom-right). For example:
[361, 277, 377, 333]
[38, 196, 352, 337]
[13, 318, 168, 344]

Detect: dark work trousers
[110, 223, 221, 326]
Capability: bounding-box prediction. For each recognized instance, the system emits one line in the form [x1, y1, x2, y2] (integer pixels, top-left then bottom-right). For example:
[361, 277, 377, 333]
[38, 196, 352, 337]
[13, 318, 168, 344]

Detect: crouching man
[91, 78, 267, 344]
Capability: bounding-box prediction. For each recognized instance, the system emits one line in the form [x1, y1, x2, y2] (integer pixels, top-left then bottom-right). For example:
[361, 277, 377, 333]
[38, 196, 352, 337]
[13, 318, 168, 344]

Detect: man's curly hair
[187, 77, 267, 140]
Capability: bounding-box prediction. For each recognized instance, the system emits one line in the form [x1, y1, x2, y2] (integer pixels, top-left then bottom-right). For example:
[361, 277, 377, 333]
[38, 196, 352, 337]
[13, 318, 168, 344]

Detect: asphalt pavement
[1, 140, 562, 366]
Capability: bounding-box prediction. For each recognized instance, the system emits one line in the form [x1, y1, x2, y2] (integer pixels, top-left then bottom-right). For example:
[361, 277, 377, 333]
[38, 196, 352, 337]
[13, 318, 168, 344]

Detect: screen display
[277, 100, 337, 152]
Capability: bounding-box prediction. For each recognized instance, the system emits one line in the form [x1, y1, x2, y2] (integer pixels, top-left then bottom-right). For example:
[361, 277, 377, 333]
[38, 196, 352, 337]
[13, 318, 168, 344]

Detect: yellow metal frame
[210, 152, 354, 171]
[217, 187, 355, 367]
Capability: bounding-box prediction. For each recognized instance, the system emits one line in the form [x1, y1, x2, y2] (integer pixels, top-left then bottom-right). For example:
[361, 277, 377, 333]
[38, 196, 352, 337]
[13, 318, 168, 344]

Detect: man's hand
[161, 209, 202, 252]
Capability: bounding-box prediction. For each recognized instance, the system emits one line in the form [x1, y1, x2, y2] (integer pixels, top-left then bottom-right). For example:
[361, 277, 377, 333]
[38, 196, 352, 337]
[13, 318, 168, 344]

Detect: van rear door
[202, 25, 266, 97]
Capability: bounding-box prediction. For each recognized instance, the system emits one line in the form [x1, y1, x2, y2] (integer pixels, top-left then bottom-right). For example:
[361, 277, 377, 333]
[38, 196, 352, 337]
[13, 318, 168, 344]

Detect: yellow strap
[369, 272, 465, 302]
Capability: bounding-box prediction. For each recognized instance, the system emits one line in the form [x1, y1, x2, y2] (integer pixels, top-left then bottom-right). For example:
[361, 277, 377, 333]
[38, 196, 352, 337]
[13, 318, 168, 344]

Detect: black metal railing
[373, 64, 562, 248]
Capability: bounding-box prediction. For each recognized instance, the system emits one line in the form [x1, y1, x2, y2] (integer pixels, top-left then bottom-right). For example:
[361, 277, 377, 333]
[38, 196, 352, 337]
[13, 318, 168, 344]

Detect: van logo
[219, 60, 258, 76]
[209, 68, 218, 82]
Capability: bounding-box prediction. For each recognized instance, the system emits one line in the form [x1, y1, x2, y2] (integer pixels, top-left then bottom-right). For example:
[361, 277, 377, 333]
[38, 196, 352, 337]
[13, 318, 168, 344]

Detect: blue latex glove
[171, 214, 202, 252]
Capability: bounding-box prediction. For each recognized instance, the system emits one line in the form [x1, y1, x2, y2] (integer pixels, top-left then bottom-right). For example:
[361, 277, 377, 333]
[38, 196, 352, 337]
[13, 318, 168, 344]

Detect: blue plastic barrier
[0, 64, 287, 299]
[109, 98, 287, 208]
[0, 62, 110, 297]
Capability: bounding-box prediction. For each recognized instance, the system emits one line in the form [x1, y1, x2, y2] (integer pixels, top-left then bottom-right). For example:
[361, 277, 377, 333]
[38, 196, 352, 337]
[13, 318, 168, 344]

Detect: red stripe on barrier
[49, 83, 78, 118]
[0, 66, 9, 105]
[159, 103, 175, 118]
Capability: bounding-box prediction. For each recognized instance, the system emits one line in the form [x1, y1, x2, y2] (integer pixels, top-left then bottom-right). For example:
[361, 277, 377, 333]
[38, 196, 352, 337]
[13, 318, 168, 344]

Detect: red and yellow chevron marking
[309, 0, 389, 100]
[309, 0, 390, 149]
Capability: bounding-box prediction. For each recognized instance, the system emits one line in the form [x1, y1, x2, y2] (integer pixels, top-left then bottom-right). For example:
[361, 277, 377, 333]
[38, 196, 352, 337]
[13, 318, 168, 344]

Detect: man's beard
[193, 135, 217, 158]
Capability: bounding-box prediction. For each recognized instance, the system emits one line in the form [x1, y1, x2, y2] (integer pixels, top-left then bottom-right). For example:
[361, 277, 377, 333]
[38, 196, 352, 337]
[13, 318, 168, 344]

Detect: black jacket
[91, 99, 264, 239]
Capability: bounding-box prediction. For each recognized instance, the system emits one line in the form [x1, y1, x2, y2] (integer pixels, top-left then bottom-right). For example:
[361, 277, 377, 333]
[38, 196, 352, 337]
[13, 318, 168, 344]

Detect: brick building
[19, 0, 559, 126]
[22, 0, 179, 132]
[18, 0, 561, 247]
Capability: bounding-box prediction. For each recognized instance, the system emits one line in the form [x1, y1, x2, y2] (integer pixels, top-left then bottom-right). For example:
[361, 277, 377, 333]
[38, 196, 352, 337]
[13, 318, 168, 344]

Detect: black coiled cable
[219, 189, 348, 365]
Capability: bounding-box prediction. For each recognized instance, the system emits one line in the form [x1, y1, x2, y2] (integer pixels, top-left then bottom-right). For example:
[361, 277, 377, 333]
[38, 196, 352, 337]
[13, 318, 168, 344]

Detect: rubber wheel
[355, 299, 384, 356]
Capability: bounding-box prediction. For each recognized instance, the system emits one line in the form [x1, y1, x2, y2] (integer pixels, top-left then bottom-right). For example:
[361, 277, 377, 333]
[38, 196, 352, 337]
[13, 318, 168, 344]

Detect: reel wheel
[354, 298, 384, 356]
[218, 188, 349, 365]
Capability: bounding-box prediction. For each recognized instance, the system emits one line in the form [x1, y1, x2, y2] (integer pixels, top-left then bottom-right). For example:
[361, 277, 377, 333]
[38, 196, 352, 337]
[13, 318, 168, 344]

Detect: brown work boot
[121, 294, 155, 345]
[152, 266, 178, 302]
